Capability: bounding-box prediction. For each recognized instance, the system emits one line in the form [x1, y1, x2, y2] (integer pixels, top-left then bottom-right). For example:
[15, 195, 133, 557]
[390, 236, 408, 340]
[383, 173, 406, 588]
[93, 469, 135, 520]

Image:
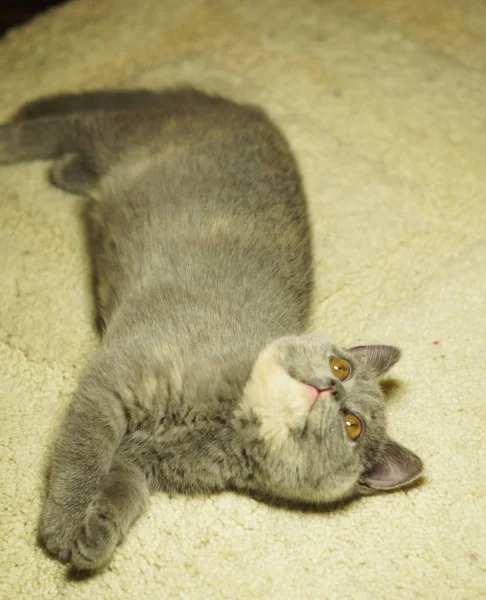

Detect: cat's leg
[14, 89, 166, 120]
[0, 118, 67, 164]
[12, 87, 225, 121]
[0, 115, 129, 188]
[0, 112, 162, 175]
[0, 88, 227, 172]
[71, 457, 150, 570]
[41, 357, 127, 563]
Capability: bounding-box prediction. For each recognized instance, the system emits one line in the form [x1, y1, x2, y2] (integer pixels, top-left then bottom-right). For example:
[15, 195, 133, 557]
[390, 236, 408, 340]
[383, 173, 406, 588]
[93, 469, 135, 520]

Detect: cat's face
[238, 335, 423, 505]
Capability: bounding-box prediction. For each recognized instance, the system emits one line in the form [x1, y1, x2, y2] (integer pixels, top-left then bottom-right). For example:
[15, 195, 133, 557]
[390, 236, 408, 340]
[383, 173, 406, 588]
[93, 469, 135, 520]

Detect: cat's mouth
[305, 384, 336, 410]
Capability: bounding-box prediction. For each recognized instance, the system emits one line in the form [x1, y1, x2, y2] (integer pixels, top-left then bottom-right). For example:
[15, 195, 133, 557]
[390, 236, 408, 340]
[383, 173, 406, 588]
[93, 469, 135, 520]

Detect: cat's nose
[308, 377, 339, 393]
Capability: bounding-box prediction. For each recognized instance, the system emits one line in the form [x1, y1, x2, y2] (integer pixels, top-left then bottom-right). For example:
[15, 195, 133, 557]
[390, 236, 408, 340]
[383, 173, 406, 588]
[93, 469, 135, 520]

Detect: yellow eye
[344, 413, 363, 441]
[329, 357, 351, 381]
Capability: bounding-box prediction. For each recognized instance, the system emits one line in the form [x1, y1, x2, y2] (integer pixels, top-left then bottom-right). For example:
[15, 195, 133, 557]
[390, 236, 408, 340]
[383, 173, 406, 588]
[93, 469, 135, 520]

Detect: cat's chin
[239, 344, 313, 448]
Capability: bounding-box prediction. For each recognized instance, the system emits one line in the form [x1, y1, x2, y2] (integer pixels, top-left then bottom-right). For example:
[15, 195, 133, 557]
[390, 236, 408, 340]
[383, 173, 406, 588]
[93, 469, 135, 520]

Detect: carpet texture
[1, 1, 485, 598]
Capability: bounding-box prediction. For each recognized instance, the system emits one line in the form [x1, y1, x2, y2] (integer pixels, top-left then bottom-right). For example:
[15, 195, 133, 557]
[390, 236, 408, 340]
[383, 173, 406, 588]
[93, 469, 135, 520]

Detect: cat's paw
[71, 501, 119, 570]
[41, 497, 84, 563]
[49, 153, 98, 195]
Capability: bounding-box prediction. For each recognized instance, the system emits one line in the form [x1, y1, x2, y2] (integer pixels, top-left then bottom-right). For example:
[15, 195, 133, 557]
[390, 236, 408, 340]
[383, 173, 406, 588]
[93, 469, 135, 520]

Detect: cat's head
[237, 334, 423, 505]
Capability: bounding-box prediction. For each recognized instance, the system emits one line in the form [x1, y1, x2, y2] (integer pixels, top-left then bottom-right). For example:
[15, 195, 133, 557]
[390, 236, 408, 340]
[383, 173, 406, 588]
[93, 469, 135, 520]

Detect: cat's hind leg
[0, 117, 106, 194]
[14, 89, 166, 120]
[71, 458, 150, 570]
[0, 114, 134, 190]
[0, 111, 166, 175]
[0, 118, 66, 164]
[12, 87, 226, 121]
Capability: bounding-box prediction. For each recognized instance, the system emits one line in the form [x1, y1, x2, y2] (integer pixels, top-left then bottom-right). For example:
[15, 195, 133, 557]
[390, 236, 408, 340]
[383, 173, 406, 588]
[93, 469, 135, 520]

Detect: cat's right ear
[348, 345, 401, 376]
[359, 439, 424, 491]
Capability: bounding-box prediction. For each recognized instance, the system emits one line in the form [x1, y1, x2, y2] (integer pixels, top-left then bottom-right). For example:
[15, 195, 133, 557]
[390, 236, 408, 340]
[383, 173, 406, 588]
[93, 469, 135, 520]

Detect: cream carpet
[1, 1, 485, 598]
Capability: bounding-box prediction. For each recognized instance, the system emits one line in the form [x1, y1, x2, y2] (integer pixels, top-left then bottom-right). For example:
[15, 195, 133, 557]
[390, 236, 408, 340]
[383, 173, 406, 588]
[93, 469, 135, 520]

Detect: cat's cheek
[268, 466, 360, 505]
[320, 477, 360, 504]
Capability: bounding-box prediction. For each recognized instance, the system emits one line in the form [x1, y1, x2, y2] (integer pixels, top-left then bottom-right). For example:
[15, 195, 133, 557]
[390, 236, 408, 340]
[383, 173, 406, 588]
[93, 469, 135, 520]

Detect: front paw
[40, 497, 84, 563]
[71, 501, 119, 570]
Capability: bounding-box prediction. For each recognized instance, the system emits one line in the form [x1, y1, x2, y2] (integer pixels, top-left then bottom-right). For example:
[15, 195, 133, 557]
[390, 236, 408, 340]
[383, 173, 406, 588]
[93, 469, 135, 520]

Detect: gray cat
[0, 88, 423, 571]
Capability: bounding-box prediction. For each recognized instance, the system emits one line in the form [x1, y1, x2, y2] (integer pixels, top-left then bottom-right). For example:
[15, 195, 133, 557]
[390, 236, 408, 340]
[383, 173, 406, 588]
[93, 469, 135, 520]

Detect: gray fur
[0, 88, 423, 571]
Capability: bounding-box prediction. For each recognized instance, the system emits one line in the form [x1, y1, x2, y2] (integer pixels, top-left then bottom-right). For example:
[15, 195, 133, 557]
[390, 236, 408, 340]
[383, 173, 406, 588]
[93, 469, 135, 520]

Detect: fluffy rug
[1, 0, 484, 597]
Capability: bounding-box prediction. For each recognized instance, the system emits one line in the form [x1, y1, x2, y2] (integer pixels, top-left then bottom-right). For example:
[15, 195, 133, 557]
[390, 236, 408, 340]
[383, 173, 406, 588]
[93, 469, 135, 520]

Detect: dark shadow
[380, 377, 406, 405]
[66, 567, 106, 582]
[0, 0, 67, 37]
[237, 487, 360, 516]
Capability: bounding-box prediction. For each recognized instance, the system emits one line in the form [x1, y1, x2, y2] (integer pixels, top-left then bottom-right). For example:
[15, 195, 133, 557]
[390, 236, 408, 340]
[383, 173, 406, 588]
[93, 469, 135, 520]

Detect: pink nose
[305, 384, 334, 403]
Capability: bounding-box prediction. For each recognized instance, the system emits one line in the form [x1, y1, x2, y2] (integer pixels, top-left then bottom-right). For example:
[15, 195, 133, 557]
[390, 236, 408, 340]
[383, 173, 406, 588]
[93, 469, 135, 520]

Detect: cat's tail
[13, 89, 167, 121]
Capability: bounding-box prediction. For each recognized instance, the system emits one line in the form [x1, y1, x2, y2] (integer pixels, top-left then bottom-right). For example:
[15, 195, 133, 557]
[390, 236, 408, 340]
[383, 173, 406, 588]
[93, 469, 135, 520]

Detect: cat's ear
[359, 439, 423, 491]
[348, 345, 401, 376]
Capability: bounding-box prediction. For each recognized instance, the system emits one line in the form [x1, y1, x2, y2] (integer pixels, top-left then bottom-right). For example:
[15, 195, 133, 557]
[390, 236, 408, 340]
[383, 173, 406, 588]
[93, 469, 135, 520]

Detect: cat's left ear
[348, 345, 401, 376]
[359, 439, 423, 491]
